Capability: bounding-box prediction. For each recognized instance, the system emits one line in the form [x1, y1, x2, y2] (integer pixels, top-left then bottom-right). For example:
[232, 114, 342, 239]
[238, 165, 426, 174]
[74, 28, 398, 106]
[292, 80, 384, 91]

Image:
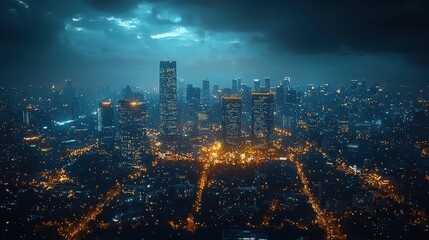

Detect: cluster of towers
[97, 60, 283, 162]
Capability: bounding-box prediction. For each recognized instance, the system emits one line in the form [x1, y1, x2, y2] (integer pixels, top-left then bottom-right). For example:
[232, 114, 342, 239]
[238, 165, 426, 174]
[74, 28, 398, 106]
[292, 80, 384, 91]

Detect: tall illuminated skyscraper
[284, 89, 297, 129]
[199, 78, 211, 138]
[186, 84, 201, 136]
[118, 99, 147, 163]
[222, 96, 242, 150]
[251, 92, 275, 149]
[159, 60, 178, 140]
[201, 78, 210, 106]
[98, 99, 115, 153]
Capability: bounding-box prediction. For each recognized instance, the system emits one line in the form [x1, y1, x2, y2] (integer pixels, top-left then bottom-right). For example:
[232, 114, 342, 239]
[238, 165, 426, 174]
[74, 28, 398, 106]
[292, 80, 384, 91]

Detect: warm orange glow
[129, 101, 139, 107]
[101, 100, 112, 106]
[25, 104, 33, 110]
[24, 136, 39, 141]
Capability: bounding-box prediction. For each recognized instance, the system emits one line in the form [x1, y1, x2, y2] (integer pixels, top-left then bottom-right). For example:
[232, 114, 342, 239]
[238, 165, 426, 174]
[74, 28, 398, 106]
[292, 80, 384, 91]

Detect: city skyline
[1, 1, 429, 240]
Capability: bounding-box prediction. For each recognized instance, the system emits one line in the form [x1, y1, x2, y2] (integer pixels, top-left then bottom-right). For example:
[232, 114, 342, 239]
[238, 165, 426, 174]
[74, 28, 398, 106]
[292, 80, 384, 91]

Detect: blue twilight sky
[0, 0, 428, 90]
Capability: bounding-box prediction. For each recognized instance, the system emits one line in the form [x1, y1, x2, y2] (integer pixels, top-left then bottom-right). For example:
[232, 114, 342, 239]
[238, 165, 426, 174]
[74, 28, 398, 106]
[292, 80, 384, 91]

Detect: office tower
[264, 77, 271, 92]
[186, 84, 201, 136]
[284, 89, 297, 129]
[275, 85, 285, 127]
[232, 79, 238, 94]
[283, 77, 291, 90]
[60, 79, 78, 120]
[97, 99, 115, 153]
[211, 84, 221, 125]
[124, 85, 132, 99]
[240, 84, 253, 131]
[254, 79, 260, 91]
[159, 60, 178, 140]
[118, 99, 147, 163]
[177, 79, 186, 132]
[237, 78, 242, 92]
[200, 79, 210, 138]
[23, 104, 37, 128]
[222, 96, 241, 150]
[201, 78, 210, 106]
[251, 92, 275, 149]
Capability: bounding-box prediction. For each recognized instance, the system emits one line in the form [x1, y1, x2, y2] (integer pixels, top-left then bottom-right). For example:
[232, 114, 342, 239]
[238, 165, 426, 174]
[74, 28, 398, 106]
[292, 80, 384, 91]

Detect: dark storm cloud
[0, 0, 428, 87]
[84, 0, 141, 13]
[146, 0, 429, 66]
[0, 0, 83, 65]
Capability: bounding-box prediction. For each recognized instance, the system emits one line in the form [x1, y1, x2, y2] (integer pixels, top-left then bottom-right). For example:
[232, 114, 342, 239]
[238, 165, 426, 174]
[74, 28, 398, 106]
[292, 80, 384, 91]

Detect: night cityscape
[1, 1, 429, 240]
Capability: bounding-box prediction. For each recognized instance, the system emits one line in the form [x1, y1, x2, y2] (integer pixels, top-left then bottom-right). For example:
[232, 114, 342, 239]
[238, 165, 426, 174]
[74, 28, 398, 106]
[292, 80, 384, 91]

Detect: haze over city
[1, 0, 429, 88]
[1, 1, 429, 240]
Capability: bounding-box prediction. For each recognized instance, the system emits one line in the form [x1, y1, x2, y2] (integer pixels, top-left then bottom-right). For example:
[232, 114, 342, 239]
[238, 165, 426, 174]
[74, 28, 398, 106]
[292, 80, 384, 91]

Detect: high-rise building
[186, 84, 201, 136]
[284, 89, 297, 129]
[201, 78, 210, 106]
[211, 84, 221, 125]
[275, 85, 285, 127]
[124, 85, 132, 99]
[254, 79, 260, 91]
[232, 79, 238, 94]
[222, 96, 241, 150]
[200, 79, 211, 138]
[237, 78, 242, 92]
[60, 79, 78, 120]
[23, 104, 37, 129]
[118, 99, 147, 163]
[251, 92, 275, 149]
[283, 77, 291, 90]
[159, 60, 178, 140]
[264, 77, 271, 91]
[97, 99, 115, 153]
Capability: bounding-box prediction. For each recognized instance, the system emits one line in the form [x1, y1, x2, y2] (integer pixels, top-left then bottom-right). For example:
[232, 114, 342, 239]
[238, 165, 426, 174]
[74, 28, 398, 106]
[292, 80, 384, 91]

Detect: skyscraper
[118, 99, 147, 163]
[60, 79, 78, 120]
[264, 77, 271, 91]
[232, 79, 238, 94]
[237, 78, 242, 92]
[201, 78, 210, 106]
[275, 85, 285, 128]
[222, 96, 241, 150]
[200, 79, 210, 139]
[23, 104, 37, 129]
[186, 84, 201, 136]
[159, 60, 178, 140]
[283, 77, 291, 90]
[284, 89, 297, 129]
[254, 79, 260, 91]
[251, 92, 275, 149]
[98, 99, 115, 153]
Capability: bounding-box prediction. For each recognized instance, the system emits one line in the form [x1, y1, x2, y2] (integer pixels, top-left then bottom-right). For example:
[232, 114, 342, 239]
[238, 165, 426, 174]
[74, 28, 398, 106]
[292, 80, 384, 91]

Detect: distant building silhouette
[251, 92, 275, 149]
[222, 96, 241, 150]
[97, 99, 115, 153]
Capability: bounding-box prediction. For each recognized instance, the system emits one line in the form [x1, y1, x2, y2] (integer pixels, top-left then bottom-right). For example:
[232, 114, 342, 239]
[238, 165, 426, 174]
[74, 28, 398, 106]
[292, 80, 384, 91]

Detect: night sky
[1, 0, 428, 89]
